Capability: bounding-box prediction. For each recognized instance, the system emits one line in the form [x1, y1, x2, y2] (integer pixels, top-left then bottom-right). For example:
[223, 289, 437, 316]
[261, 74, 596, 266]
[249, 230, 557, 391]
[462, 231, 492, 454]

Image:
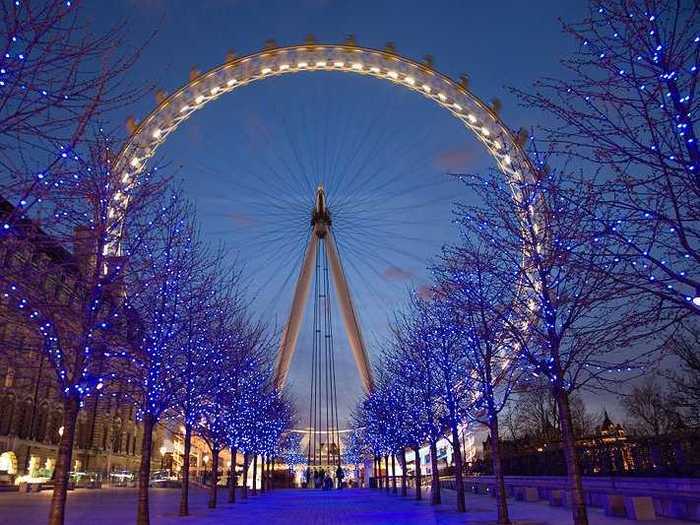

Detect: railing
[442, 475, 700, 522]
[477, 433, 700, 478]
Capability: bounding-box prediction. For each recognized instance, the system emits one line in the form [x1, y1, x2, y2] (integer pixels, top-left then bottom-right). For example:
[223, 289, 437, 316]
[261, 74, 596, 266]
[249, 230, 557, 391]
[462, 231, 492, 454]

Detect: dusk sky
[85, 0, 589, 427]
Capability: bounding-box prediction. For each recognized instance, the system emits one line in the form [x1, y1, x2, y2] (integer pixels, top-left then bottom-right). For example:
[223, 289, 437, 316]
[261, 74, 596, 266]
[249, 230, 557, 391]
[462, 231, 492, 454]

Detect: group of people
[306, 465, 345, 490]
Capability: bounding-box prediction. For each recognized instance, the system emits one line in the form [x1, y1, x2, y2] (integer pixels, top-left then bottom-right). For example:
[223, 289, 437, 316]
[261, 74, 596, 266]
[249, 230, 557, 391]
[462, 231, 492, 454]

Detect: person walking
[336, 465, 344, 490]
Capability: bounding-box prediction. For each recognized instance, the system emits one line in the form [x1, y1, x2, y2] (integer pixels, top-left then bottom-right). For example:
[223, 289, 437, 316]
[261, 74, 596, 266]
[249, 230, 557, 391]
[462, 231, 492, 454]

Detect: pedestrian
[335, 465, 344, 490]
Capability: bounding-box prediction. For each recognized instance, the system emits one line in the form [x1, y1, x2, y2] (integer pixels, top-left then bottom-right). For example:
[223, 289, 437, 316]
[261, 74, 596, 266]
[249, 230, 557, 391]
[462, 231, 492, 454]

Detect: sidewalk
[0, 486, 690, 524]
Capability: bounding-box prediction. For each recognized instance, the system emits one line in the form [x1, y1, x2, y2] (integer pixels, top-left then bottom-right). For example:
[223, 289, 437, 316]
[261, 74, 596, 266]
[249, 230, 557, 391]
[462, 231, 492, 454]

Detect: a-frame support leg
[324, 229, 374, 392]
[274, 231, 318, 388]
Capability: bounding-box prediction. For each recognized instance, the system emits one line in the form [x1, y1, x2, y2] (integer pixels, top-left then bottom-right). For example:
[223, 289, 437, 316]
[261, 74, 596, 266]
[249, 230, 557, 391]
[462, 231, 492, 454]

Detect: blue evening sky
[84, 0, 592, 427]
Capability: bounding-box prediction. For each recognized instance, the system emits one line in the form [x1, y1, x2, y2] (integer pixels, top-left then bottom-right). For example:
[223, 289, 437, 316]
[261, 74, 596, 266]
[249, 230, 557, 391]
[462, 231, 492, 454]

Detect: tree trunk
[48, 395, 79, 525]
[268, 456, 273, 491]
[136, 413, 155, 525]
[252, 454, 258, 495]
[429, 440, 441, 505]
[384, 455, 390, 492]
[414, 445, 422, 501]
[374, 456, 381, 488]
[451, 424, 466, 513]
[228, 447, 237, 503]
[400, 448, 407, 496]
[208, 445, 219, 508]
[555, 389, 589, 525]
[179, 423, 192, 516]
[242, 453, 249, 500]
[391, 453, 398, 494]
[260, 454, 266, 493]
[489, 415, 511, 525]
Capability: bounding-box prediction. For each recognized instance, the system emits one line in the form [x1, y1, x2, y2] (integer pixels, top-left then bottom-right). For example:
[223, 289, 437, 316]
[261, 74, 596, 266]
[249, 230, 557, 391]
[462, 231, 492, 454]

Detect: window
[35, 403, 49, 442]
[0, 395, 15, 435]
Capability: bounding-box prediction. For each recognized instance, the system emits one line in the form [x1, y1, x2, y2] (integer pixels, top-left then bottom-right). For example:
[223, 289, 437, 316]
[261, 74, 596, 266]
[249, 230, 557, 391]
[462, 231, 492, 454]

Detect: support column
[274, 233, 318, 388]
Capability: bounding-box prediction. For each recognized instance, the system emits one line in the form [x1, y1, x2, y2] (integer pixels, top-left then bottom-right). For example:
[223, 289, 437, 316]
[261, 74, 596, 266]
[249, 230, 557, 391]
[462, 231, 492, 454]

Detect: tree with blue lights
[120, 192, 214, 525]
[0, 133, 167, 525]
[518, 0, 699, 323]
[172, 259, 241, 516]
[454, 155, 649, 525]
[405, 295, 473, 513]
[0, 0, 145, 237]
[381, 305, 448, 506]
[434, 241, 523, 525]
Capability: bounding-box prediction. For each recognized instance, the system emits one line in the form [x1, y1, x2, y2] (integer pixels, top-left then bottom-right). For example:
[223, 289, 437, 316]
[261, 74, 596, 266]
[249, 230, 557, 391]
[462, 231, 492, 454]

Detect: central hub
[311, 184, 331, 237]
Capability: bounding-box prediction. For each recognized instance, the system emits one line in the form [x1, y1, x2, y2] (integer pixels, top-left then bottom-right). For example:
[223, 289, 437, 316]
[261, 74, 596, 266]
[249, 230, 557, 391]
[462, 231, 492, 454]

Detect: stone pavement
[0, 486, 689, 524]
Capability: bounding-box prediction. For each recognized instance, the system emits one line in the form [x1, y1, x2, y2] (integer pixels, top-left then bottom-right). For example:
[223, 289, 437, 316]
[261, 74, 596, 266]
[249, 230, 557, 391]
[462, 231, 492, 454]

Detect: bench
[625, 496, 657, 521]
[549, 489, 568, 507]
[515, 486, 539, 502]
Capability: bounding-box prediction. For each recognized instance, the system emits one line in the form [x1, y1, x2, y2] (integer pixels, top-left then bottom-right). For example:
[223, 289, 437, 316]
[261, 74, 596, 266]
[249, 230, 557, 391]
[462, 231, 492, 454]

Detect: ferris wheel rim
[107, 40, 539, 255]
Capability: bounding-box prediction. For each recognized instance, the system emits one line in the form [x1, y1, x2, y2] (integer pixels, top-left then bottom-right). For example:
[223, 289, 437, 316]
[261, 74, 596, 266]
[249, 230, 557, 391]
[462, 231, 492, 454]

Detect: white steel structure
[274, 184, 373, 391]
[109, 39, 542, 390]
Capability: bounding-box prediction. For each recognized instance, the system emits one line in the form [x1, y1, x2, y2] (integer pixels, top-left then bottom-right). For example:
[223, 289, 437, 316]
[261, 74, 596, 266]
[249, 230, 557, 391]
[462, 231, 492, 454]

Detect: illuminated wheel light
[405, 76, 415, 85]
[195, 95, 205, 104]
[314, 61, 326, 68]
[334, 61, 345, 67]
[453, 103, 462, 111]
[180, 105, 189, 112]
[152, 129, 162, 139]
[226, 79, 237, 86]
[352, 62, 363, 70]
[481, 127, 490, 136]
[422, 84, 431, 92]
[297, 61, 308, 68]
[261, 67, 272, 74]
[130, 157, 140, 168]
[121, 173, 131, 184]
[210, 87, 219, 95]
[370, 66, 380, 73]
[387, 70, 398, 79]
[493, 141, 502, 150]
[438, 92, 447, 101]
[467, 114, 477, 123]
[503, 155, 512, 165]
[279, 64, 290, 70]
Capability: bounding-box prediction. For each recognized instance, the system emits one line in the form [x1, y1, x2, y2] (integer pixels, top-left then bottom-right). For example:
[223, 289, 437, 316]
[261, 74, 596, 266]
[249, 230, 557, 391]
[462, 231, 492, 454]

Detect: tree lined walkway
[0, 486, 689, 525]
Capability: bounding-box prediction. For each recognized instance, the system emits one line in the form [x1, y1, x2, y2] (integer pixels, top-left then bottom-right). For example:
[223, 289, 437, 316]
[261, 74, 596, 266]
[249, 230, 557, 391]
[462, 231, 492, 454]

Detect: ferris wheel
[109, 37, 539, 467]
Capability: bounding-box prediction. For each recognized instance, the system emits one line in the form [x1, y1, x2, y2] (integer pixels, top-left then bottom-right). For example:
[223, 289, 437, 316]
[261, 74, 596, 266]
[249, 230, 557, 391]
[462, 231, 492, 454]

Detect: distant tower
[274, 185, 374, 391]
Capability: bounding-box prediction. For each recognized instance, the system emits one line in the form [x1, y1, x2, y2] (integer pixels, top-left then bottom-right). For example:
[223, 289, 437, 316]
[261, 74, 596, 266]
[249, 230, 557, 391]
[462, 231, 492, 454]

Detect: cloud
[417, 284, 434, 300]
[433, 147, 474, 172]
[382, 265, 413, 281]
[225, 212, 256, 226]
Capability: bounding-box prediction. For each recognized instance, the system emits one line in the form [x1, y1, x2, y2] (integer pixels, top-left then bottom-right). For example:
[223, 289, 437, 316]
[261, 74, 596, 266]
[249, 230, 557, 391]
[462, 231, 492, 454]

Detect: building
[0, 197, 210, 485]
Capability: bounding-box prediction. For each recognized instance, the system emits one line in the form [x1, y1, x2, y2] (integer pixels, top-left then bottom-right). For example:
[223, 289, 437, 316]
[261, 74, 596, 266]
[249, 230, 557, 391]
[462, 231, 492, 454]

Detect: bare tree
[663, 322, 700, 427]
[516, 0, 699, 323]
[434, 242, 522, 524]
[453, 160, 649, 525]
[121, 192, 214, 525]
[386, 303, 447, 506]
[0, 133, 165, 525]
[622, 377, 682, 436]
[0, 0, 145, 232]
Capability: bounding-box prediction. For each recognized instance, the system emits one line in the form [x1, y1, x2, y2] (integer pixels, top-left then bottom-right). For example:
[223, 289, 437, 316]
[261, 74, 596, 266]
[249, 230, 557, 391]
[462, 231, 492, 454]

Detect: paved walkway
[0, 486, 687, 524]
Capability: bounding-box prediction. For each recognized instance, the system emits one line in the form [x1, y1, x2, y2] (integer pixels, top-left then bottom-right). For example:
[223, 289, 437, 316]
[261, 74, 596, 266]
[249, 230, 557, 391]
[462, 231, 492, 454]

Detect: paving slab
[0, 486, 690, 524]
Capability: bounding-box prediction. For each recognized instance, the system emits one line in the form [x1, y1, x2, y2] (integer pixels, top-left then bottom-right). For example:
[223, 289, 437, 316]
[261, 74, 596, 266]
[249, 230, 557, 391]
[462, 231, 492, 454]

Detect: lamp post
[203, 455, 209, 485]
